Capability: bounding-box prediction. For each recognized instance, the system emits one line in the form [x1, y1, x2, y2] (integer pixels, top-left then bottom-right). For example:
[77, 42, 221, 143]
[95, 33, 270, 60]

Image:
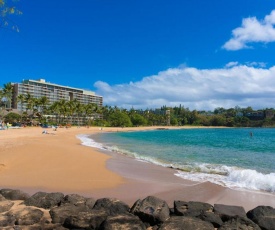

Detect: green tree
[66, 100, 77, 125]
[170, 116, 178, 126]
[210, 115, 226, 126]
[48, 101, 62, 124]
[4, 112, 21, 124]
[58, 99, 68, 124]
[1, 82, 13, 108]
[74, 100, 84, 126]
[109, 111, 132, 127]
[83, 103, 97, 125]
[0, 0, 22, 32]
[38, 96, 49, 115]
[130, 113, 147, 126]
[0, 88, 4, 108]
[16, 94, 25, 111]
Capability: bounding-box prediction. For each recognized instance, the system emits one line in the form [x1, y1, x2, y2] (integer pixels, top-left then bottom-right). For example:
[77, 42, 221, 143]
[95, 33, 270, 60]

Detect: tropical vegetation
[1, 83, 275, 127]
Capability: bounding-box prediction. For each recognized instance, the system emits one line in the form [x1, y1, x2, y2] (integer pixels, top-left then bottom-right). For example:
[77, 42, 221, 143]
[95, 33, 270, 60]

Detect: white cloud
[225, 62, 239, 68]
[223, 10, 275, 50]
[94, 65, 275, 111]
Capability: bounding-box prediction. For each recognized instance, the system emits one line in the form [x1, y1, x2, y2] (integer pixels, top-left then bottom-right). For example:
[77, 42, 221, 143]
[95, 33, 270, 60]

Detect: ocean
[78, 128, 275, 193]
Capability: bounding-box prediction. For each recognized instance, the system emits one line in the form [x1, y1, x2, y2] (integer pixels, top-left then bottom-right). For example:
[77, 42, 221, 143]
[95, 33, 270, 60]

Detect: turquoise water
[78, 128, 275, 193]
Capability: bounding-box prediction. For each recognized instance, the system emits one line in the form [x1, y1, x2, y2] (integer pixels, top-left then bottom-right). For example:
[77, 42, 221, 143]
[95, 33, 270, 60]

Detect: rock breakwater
[0, 188, 274, 229]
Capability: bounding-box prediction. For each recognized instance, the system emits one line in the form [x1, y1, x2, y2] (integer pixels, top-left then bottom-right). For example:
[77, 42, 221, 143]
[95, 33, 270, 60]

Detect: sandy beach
[0, 126, 274, 211]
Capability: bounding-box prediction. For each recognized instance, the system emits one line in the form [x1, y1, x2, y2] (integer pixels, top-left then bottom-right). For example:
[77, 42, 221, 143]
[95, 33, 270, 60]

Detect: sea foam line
[77, 134, 105, 150]
[77, 134, 171, 167]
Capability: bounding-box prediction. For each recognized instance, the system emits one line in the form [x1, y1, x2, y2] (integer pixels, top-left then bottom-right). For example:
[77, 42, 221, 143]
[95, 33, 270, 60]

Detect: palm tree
[74, 100, 84, 126]
[17, 94, 25, 111]
[0, 89, 4, 108]
[24, 93, 36, 124]
[49, 101, 61, 124]
[2, 82, 13, 108]
[83, 103, 97, 125]
[37, 96, 49, 121]
[58, 99, 68, 125]
[24, 93, 34, 113]
[66, 100, 77, 125]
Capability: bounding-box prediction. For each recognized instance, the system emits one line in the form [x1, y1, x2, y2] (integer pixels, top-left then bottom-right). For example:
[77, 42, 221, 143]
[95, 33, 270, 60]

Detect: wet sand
[0, 126, 274, 211]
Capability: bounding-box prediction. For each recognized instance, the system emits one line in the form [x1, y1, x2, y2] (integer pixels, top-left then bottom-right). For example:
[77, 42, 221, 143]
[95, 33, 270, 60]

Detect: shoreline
[0, 126, 274, 212]
[100, 144, 275, 211]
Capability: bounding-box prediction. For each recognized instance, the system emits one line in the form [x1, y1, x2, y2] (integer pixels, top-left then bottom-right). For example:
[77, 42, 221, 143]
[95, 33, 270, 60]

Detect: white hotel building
[12, 79, 103, 112]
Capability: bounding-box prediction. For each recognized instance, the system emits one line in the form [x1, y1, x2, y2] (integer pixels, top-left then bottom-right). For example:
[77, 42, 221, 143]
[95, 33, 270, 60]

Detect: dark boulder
[130, 196, 170, 225]
[93, 198, 130, 215]
[174, 201, 213, 217]
[7, 206, 44, 225]
[24, 192, 64, 209]
[159, 216, 214, 230]
[50, 203, 92, 224]
[199, 211, 223, 228]
[99, 214, 147, 230]
[247, 206, 275, 230]
[50, 194, 96, 225]
[218, 216, 261, 230]
[63, 209, 108, 229]
[0, 189, 30, 200]
[61, 193, 95, 208]
[214, 204, 246, 221]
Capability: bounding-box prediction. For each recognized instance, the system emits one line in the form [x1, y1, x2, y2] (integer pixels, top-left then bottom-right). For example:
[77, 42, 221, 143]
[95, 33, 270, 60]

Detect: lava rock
[93, 197, 130, 215]
[24, 192, 64, 209]
[218, 216, 261, 230]
[63, 209, 108, 229]
[174, 201, 213, 217]
[159, 216, 214, 230]
[214, 204, 246, 221]
[247, 206, 275, 230]
[99, 214, 146, 230]
[130, 196, 170, 225]
[0, 189, 30, 201]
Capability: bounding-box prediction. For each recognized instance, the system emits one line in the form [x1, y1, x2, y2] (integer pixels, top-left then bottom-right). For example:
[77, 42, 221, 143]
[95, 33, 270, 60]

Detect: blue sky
[1, 0, 275, 110]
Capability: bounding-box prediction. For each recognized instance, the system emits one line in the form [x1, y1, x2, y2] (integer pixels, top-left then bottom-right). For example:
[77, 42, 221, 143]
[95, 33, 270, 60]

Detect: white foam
[226, 169, 275, 192]
[77, 134, 105, 150]
[175, 166, 275, 193]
